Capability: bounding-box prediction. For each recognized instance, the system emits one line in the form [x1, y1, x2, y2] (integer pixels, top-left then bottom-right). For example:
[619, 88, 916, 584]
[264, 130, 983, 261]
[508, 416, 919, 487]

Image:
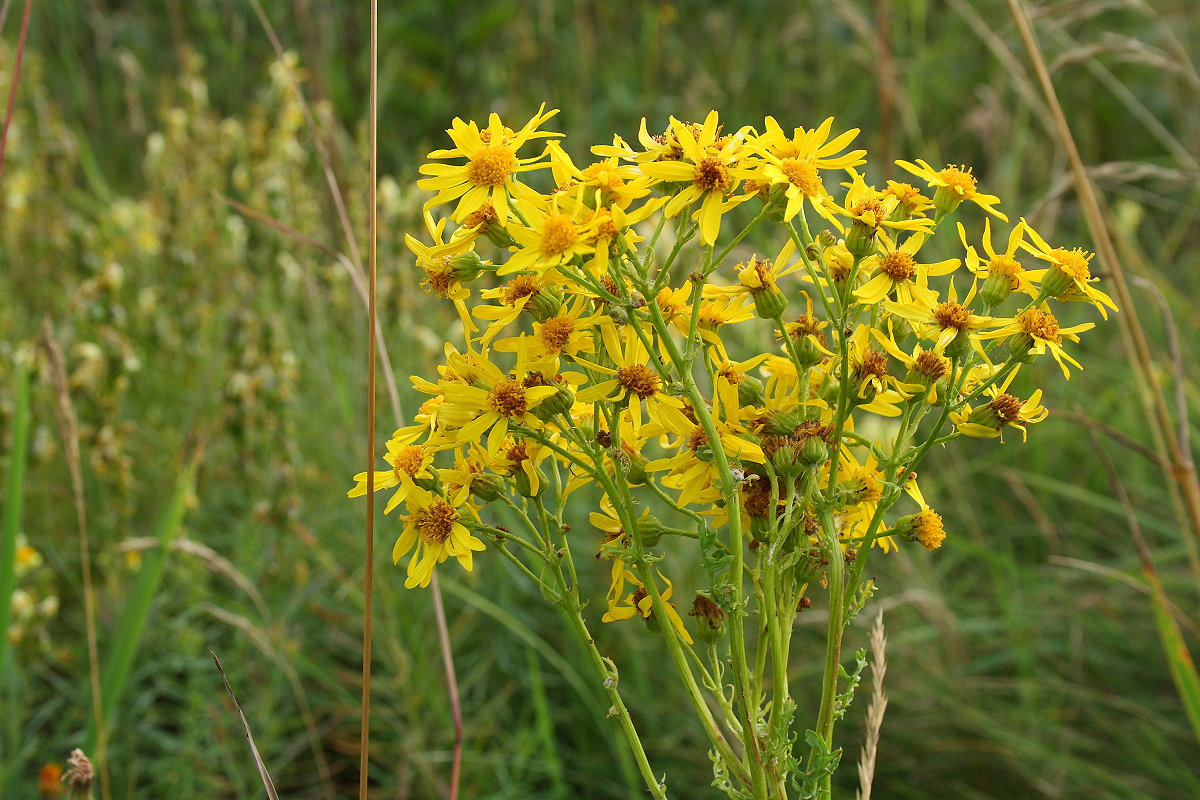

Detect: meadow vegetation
[1, 1, 1198, 797]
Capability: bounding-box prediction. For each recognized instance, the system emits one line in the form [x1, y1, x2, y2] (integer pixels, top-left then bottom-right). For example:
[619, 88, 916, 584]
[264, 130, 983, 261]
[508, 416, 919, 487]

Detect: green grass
[2, 0, 1199, 797]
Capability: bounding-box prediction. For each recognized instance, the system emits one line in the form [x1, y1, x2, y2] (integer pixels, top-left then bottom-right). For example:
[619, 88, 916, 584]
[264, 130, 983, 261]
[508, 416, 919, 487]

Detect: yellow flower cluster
[351, 106, 1112, 639]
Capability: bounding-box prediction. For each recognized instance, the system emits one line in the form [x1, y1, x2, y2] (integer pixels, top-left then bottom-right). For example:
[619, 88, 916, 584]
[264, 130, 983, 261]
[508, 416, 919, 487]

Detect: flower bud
[932, 185, 964, 218]
[737, 374, 766, 408]
[532, 383, 575, 420]
[449, 250, 488, 281]
[636, 513, 669, 548]
[514, 466, 546, 498]
[469, 473, 506, 503]
[1007, 332, 1038, 363]
[624, 449, 650, 486]
[752, 286, 788, 320]
[979, 272, 1012, 309]
[765, 183, 789, 221]
[529, 287, 564, 322]
[943, 328, 972, 360]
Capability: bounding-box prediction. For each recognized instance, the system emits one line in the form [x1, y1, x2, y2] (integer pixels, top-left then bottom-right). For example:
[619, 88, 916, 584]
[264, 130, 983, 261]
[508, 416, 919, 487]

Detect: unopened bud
[752, 287, 788, 320]
[979, 273, 1012, 309]
[469, 473, 506, 503]
[529, 288, 564, 322]
[737, 375, 766, 408]
[449, 250, 488, 281]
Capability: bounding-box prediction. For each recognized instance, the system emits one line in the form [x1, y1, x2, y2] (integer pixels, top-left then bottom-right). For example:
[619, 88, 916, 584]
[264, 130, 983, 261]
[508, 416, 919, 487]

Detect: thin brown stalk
[0, 0, 31, 191]
[359, 0, 379, 796]
[1006, 0, 1200, 549]
[245, 5, 464, 790]
[40, 320, 111, 800]
[856, 613, 888, 800]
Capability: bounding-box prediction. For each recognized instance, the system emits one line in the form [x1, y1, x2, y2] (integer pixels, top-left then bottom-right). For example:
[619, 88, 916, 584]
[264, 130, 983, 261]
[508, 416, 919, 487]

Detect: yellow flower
[499, 196, 600, 277]
[980, 305, 1094, 379]
[602, 566, 694, 645]
[894, 158, 1007, 220]
[638, 112, 757, 245]
[753, 116, 867, 221]
[347, 438, 437, 514]
[958, 218, 1042, 308]
[395, 484, 484, 589]
[576, 324, 686, 432]
[546, 140, 655, 210]
[417, 105, 562, 226]
[951, 373, 1048, 442]
[1017, 219, 1118, 319]
[436, 353, 560, 454]
[405, 212, 483, 336]
[493, 297, 603, 361]
[854, 231, 959, 307]
[883, 287, 993, 357]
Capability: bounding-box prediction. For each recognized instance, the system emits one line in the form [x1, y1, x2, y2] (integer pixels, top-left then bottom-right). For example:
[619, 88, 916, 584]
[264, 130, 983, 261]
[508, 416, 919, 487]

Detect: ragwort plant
[349, 107, 1114, 799]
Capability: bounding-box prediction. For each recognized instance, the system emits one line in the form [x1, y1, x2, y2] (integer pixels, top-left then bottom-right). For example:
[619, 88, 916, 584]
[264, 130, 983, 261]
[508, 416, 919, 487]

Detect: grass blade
[0, 356, 32, 675]
[212, 651, 280, 799]
[1144, 566, 1200, 744]
[86, 452, 200, 751]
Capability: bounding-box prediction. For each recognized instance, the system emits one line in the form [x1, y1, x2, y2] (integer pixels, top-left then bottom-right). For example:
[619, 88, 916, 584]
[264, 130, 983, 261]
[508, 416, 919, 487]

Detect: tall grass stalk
[1008, 0, 1200, 746]
[359, 0, 380, 795]
[1006, 0, 1200, 546]
[0, 357, 32, 675]
[85, 454, 199, 753]
[42, 321, 111, 800]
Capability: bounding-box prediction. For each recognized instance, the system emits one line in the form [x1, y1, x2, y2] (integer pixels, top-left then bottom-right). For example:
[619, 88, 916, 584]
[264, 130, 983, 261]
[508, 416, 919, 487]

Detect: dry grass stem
[856, 613, 888, 800]
[40, 319, 111, 800]
[212, 652, 280, 799]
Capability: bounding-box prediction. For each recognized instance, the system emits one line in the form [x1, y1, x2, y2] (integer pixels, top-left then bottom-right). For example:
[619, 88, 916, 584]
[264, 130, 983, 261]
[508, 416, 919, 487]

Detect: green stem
[561, 600, 668, 800]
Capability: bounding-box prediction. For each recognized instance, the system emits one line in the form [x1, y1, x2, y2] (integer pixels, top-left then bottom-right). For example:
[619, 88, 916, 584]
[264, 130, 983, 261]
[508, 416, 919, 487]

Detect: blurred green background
[2, 0, 1198, 797]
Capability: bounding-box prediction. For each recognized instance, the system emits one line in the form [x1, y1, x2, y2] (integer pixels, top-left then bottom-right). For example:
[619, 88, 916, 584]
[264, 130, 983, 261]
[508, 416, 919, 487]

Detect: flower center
[487, 379, 529, 417]
[422, 266, 456, 297]
[717, 362, 746, 385]
[851, 199, 887, 228]
[914, 509, 946, 550]
[537, 316, 575, 353]
[393, 446, 426, 481]
[617, 365, 660, 399]
[413, 498, 458, 545]
[884, 182, 923, 213]
[736, 258, 774, 292]
[880, 251, 917, 282]
[988, 253, 1023, 280]
[540, 214, 577, 256]
[779, 158, 822, 197]
[463, 200, 499, 229]
[581, 163, 624, 188]
[499, 275, 541, 306]
[937, 165, 977, 196]
[933, 301, 971, 331]
[989, 393, 1023, 423]
[1017, 307, 1061, 344]
[1050, 247, 1092, 281]
[692, 157, 732, 192]
[466, 145, 517, 187]
[914, 350, 949, 380]
[855, 349, 889, 380]
[688, 427, 709, 453]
